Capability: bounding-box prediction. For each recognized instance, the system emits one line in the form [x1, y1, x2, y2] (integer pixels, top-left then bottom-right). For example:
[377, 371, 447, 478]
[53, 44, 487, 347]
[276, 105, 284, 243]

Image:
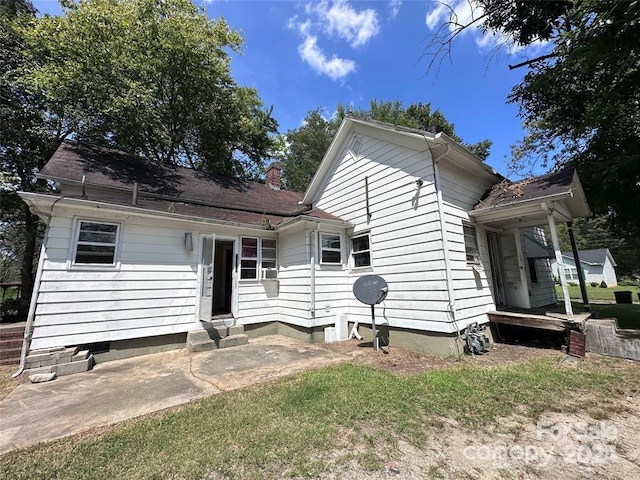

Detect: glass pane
[321, 234, 340, 250]
[322, 250, 341, 264]
[78, 231, 116, 243]
[75, 244, 115, 264]
[240, 268, 257, 279]
[262, 239, 276, 249]
[352, 235, 369, 252]
[262, 260, 276, 269]
[80, 222, 117, 234]
[242, 238, 258, 258]
[354, 252, 370, 268]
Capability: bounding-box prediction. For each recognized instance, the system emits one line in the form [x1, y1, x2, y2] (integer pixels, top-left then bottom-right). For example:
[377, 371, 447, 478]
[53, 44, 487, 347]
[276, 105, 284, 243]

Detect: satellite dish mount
[353, 275, 388, 351]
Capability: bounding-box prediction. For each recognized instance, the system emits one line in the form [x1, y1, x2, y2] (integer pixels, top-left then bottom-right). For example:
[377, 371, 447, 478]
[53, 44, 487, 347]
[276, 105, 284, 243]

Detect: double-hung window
[261, 239, 277, 279]
[351, 232, 371, 268]
[320, 233, 341, 265]
[241, 237, 278, 280]
[240, 237, 258, 280]
[73, 220, 120, 266]
[463, 224, 480, 264]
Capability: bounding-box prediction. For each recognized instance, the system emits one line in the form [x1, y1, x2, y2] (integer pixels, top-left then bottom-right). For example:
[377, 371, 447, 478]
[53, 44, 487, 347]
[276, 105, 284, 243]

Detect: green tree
[1, 0, 57, 318]
[282, 100, 491, 192]
[426, 0, 640, 237]
[27, 0, 278, 178]
[1, 0, 279, 319]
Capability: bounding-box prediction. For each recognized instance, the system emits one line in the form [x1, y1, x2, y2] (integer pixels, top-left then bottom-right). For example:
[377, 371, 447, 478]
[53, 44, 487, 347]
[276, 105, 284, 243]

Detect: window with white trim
[351, 232, 371, 268]
[320, 233, 342, 265]
[240, 237, 258, 279]
[261, 239, 277, 279]
[463, 224, 480, 264]
[73, 220, 120, 265]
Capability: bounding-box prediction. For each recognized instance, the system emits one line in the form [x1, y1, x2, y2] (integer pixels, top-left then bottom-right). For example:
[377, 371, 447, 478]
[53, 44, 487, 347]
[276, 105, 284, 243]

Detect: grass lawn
[556, 284, 640, 302]
[1, 359, 638, 479]
[569, 301, 640, 329]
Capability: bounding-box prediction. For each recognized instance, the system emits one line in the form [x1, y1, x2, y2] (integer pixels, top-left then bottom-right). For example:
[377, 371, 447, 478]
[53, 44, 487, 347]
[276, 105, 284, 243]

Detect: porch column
[567, 221, 590, 312]
[543, 203, 574, 321]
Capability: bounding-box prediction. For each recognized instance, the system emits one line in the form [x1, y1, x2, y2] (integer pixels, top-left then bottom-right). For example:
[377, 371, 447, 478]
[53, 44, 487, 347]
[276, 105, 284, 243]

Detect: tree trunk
[18, 205, 38, 321]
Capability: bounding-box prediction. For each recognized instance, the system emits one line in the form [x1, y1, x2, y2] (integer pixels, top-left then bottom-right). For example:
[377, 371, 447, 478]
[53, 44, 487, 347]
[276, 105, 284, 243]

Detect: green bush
[568, 282, 578, 286]
[590, 282, 599, 287]
[599, 280, 608, 288]
[619, 279, 639, 287]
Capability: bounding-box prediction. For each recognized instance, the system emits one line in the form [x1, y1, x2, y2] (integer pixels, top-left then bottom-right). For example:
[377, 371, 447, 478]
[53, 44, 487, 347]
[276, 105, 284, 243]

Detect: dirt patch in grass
[322, 339, 560, 376]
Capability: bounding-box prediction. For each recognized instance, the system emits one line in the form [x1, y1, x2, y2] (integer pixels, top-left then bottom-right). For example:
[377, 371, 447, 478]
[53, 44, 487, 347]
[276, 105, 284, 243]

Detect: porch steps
[187, 324, 248, 352]
[0, 323, 26, 366]
[21, 347, 94, 382]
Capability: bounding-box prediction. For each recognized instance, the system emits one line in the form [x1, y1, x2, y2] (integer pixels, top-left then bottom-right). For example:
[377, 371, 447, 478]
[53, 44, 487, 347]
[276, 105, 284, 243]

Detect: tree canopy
[281, 100, 492, 192]
[1, 0, 279, 317]
[24, 0, 278, 178]
[426, 0, 640, 237]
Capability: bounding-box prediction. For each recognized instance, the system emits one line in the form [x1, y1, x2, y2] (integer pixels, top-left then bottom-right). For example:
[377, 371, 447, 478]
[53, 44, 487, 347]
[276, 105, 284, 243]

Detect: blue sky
[32, 0, 541, 178]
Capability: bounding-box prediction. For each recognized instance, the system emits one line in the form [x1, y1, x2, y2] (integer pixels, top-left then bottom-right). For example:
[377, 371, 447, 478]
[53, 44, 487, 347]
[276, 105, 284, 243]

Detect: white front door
[199, 235, 215, 321]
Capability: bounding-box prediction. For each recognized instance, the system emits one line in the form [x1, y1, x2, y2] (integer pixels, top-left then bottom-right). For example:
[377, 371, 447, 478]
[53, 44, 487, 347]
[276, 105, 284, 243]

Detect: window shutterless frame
[69, 219, 121, 269]
[240, 237, 259, 280]
[351, 232, 371, 268]
[261, 238, 277, 279]
[319, 232, 342, 265]
[463, 223, 480, 265]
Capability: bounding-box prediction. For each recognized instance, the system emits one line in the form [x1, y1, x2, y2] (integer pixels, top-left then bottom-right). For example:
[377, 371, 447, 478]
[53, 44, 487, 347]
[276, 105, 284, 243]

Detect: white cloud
[289, 1, 380, 81]
[424, 0, 547, 54]
[389, 0, 402, 20]
[298, 35, 356, 80]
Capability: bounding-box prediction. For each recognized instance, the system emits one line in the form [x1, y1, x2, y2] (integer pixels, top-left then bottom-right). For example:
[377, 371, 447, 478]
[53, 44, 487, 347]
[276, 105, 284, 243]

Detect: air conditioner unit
[261, 268, 278, 280]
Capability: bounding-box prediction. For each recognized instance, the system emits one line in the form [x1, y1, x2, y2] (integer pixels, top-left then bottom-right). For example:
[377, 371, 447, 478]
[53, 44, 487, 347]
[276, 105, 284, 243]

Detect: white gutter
[308, 224, 320, 317]
[430, 144, 458, 323]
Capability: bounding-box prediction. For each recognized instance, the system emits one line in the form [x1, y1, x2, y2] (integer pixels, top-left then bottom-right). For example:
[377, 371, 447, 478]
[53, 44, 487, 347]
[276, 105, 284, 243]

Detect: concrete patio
[0, 335, 348, 455]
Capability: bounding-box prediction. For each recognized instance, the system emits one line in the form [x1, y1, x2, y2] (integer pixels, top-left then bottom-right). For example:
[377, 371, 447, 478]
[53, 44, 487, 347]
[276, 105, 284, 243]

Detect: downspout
[13, 198, 60, 377]
[425, 140, 462, 355]
[542, 202, 574, 321]
[309, 223, 319, 318]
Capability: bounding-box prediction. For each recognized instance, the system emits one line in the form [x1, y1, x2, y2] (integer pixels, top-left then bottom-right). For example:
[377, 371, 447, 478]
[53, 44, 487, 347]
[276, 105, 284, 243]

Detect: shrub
[590, 282, 599, 287]
[568, 282, 578, 287]
[599, 281, 608, 288]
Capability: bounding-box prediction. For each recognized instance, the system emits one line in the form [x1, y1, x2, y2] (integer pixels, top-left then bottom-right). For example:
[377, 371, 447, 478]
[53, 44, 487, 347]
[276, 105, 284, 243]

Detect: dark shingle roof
[38, 141, 344, 227]
[562, 248, 612, 266]
[474, 168, 575, 211]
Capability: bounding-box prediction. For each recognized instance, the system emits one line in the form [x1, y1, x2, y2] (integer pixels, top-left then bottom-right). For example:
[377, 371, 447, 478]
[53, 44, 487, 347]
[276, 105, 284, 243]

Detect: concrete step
[187, 324, 245, 343]
[22, 355, 95, 382]
[187, 339, 217, 353]
[25, 347, 79, 369]
[219, 334, 249, 349]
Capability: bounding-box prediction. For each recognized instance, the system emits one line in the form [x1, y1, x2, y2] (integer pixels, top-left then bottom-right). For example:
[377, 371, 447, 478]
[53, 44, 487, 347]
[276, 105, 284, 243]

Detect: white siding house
[551, 249, 618, 286]
[19, 117, 592, 362]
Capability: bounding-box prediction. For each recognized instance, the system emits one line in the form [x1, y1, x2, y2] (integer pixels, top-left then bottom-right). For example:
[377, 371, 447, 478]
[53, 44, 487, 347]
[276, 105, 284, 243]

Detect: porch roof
[469, 168, 591, 227]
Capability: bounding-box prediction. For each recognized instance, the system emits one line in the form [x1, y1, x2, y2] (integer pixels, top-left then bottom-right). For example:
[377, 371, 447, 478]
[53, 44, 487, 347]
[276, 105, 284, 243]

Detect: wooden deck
[488, 306, 591, 332]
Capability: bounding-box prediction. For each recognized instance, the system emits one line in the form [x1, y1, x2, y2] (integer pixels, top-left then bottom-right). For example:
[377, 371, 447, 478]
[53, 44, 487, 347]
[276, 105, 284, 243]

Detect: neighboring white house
[551, 249, 618, 286]
[19, 117, 592, 359]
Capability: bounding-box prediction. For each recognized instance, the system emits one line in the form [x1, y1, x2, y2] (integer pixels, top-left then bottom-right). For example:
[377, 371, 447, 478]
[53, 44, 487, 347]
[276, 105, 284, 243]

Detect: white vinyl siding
[314, 127, 472, 332]
[31, 214, 199, 350]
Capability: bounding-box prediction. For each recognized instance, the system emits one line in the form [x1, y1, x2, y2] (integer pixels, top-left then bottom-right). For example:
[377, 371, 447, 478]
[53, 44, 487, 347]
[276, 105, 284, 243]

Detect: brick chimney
[266, 162, 281, 190]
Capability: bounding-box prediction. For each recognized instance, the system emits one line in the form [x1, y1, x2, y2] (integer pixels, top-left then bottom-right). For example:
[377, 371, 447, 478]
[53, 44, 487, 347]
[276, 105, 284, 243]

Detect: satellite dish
[353, 275, 388, 351]
[353, 275, 388, 305]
